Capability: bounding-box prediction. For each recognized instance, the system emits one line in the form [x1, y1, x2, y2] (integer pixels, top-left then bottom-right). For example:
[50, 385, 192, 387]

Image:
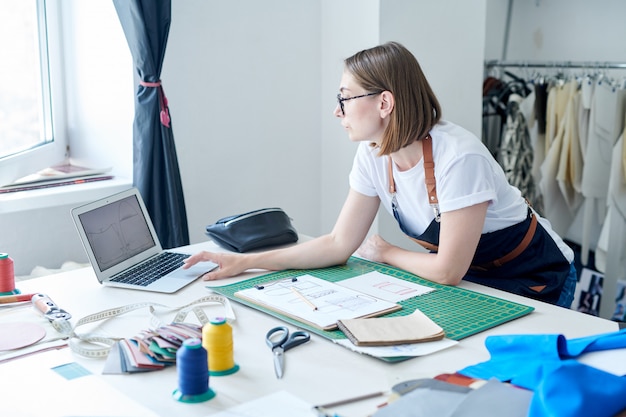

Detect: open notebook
[71, 187, 216, 293]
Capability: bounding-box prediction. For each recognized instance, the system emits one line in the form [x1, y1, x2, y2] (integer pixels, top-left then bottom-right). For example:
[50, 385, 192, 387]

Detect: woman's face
[335, 71, 388, 144]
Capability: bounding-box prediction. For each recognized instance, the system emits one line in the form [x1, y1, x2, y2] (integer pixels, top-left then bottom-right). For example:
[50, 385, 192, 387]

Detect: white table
[1, 239, 619, 417]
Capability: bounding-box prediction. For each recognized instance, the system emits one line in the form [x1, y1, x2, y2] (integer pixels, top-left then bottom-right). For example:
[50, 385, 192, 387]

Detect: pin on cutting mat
[265, 326, 310, 378]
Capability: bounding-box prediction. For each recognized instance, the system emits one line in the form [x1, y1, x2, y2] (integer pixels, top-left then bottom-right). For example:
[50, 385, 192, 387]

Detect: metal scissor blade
[273, 347, 285, 379]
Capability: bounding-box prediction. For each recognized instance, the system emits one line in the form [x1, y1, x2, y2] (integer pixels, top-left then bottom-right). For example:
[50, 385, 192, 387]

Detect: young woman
[184, 41, 576, 307]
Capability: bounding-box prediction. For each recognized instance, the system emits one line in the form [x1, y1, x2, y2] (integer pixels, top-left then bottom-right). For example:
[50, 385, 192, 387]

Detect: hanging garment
[556, 87, 584, 213]
[594, 133, 626, 319]
[539, 80, 579, 236]
[482, 77, 507, 157]
[483, 76, 531, 158]
[534, 82, 549, 135]
[581, 81, 626, 198]
[532, 82, 549, 195]
[622, 123, 626, 184]
[497, 93, 543, 213]
[544, 79, 571, 156]
[580, 81, 626, 266]
[578, 75, 595, 162]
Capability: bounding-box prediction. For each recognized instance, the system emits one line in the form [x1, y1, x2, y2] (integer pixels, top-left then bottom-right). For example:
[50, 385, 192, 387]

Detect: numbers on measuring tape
[66, 294, 235, 358]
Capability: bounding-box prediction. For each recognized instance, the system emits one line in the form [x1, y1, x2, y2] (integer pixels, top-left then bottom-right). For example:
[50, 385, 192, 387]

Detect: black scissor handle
[265, 326, 289, 350]
[282, 330, 310, 351]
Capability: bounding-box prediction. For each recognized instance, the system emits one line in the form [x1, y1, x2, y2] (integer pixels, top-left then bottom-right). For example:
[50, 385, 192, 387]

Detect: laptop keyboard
[111, 252, 190, 286]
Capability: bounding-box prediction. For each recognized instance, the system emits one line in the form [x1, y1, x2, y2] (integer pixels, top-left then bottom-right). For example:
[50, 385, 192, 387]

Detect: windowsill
[0, 177, 133, 214]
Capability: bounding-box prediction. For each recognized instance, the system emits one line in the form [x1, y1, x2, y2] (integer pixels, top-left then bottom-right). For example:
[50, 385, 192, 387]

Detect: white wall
[163, 0, 322, 245]
[319, 0, 380, 234]
[377, 0, 487, 249]
[486, 0, 626, 62]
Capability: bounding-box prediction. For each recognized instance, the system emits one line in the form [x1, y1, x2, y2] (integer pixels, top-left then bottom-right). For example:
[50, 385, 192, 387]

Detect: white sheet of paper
[334, 337, 458, 358]
[338, 271, 434, 303]
[209, 390, 312, 417]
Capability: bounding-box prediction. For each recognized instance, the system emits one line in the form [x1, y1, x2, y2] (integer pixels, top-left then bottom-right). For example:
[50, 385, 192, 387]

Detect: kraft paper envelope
[337, 309, 445, 346]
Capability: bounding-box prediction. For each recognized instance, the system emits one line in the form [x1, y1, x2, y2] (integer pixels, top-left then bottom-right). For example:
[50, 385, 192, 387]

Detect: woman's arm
[357, 201, 488, 286]
[183, 189, 380, 280]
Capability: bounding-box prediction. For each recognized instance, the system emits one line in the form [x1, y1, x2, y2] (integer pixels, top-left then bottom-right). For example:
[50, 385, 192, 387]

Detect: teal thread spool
[172, 338, 215, 403]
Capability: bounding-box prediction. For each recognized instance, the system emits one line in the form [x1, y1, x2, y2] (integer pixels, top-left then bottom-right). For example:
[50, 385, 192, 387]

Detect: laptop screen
[77, 194, 156, 272]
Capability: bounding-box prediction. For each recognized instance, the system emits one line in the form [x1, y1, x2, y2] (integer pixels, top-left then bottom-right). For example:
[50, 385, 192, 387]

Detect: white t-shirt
[349, 120, 574, 262]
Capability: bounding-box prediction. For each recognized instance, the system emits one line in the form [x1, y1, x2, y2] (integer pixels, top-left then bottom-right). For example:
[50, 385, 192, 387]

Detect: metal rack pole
[485, 60, 626, 70]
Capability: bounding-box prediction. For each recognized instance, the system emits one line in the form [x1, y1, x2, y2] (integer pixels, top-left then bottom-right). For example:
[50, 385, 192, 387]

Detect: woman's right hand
[183, 251, 249, 281]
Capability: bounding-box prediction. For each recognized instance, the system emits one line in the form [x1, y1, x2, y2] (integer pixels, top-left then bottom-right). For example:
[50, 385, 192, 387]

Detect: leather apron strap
[422, 135, 438, 207]
[470, 209, 537, 271]
[389, 134, 537, 269]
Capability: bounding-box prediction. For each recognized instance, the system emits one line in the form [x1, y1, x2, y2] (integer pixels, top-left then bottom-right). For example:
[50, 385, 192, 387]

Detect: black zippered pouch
[205, 208, 298, 253]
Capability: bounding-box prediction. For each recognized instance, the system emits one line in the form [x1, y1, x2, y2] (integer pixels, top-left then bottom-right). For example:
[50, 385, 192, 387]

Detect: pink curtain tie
[139, 80, 171, 128]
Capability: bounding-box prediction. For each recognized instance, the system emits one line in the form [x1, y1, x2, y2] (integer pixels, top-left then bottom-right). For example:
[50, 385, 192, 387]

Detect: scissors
[265, 326, 310, 379]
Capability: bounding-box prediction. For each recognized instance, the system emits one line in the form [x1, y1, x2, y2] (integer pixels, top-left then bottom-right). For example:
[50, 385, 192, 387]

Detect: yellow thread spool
[202, 317, 239, 376]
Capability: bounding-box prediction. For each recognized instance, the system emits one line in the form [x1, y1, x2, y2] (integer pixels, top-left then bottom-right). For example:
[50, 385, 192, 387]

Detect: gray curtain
[113, 0, 189, 249]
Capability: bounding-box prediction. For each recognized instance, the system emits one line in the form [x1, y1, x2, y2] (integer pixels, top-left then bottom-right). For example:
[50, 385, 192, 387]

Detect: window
[0, 0, 66, 186]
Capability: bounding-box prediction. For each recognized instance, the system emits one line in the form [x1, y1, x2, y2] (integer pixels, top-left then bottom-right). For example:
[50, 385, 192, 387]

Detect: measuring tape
[49, 294, 235, 359]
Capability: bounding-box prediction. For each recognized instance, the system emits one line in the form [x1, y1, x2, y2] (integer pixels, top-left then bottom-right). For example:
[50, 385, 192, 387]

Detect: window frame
[0, 0, 68, 187]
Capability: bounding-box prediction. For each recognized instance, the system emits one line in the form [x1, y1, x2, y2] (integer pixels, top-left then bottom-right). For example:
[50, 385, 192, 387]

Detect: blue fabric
[458, 329, 626, 417]
[529, 360, 626, 417]
[556, 262, 577, 308]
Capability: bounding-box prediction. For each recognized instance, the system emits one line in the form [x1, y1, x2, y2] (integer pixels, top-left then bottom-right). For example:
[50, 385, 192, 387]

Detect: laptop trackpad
[170, 261, 218, 280]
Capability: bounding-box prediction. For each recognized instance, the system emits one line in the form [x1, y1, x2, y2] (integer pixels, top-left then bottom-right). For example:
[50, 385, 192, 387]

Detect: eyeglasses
[336, 91, 382, 115]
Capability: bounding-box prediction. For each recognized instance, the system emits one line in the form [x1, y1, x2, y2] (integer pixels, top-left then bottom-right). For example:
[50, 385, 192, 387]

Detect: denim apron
[389, 136, 571, 305]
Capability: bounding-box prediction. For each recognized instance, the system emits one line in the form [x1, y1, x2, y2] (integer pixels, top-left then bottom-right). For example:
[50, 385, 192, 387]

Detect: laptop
[71, 187, 217, 293]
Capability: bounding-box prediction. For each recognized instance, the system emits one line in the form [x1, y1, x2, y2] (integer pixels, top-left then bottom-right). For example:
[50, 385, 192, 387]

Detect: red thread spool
[0, 253, 17, 295]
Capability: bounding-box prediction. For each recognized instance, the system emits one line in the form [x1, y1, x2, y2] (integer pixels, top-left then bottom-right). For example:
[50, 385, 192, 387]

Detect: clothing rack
[485, 60, 626, 70]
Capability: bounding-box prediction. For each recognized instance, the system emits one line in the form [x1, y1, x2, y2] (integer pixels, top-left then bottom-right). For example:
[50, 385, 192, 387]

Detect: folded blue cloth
[458, 329, 626, 417]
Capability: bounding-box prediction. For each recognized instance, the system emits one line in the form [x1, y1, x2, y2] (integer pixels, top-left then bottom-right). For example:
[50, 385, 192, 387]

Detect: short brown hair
[344, 41, 441, 155]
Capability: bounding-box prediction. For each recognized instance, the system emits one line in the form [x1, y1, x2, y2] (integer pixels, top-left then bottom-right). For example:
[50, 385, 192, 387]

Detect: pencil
[290, 287, 318, 311]
[0, 293, 37, 304]
[314, 390, 387, 409]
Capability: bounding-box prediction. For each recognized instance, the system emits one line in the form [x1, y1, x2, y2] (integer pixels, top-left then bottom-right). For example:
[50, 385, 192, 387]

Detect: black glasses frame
[336, 91, 382, 115]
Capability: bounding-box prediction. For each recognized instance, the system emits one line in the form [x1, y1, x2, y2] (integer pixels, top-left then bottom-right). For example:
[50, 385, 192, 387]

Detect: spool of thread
[0, 253, 18, 296]
[202, 317, 239, 376]
[172, 338, 216, 403]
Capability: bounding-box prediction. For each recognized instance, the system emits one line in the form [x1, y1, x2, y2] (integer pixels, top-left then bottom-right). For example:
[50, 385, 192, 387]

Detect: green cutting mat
[210, 256, 534, 343]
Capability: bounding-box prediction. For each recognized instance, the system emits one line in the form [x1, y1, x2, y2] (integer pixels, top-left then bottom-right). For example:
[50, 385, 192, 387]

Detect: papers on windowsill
[0, 163, 114, 193]
[6, 163, 112, 187]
